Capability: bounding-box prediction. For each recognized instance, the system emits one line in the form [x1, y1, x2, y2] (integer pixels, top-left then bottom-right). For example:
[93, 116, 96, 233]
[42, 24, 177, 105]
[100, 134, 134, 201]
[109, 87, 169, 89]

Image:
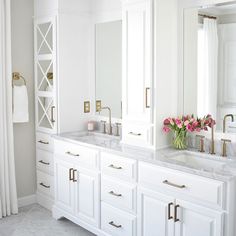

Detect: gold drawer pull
[163, 180, 186, 189]
[39, 160, 50, 165]
[129, 132, 141, 136]
[109, 221, 122, 228]
[38, 140, 49, 145]
[109, 164, 122, 170]
[168, 202, 174, 220]
[66, 151, 80, 157]
[39, 182, 50, 189]
[109, 191, 122, 197]
[174, 205, 180, 222]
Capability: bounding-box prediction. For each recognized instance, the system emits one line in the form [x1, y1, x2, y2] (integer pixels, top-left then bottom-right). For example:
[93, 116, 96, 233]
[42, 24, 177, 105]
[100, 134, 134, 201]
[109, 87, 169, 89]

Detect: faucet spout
[223, 114, 234, 133]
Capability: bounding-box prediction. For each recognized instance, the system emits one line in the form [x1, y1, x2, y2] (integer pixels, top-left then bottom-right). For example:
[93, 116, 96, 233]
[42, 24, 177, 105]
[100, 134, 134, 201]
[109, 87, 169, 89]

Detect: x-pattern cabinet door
[34, 17, 57, 134]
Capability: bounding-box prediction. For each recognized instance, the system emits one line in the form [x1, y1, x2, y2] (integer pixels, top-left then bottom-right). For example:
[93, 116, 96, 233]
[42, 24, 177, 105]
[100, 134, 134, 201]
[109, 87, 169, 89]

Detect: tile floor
[0, 204, 95, 236]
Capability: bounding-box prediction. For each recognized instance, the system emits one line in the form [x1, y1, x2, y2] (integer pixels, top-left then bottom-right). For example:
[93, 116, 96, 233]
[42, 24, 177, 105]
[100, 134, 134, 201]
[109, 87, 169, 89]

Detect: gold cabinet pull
[51, 105, 56, 123]
[38, 140, 49, 145]
[109, 191, 122, 197]
[128, 132, 142, 136]
[168, 202, 174, 220]
[66, 151, 80, 157]
[73, 169, 77, 182]
[163, 180, 186, 189]
[109, 221, 122, 228]
[145, 87, 150, 108]
[174, 204, 180, 222]
[39, 160, 50, 165]
[109, 164, 122, 170]
[39, 182, 50, 189]
[69, 168, 73, 181]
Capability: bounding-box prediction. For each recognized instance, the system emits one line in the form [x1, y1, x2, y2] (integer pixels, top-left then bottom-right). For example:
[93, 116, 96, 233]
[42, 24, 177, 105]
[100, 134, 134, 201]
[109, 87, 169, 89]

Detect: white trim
[18, 194, 37, 208]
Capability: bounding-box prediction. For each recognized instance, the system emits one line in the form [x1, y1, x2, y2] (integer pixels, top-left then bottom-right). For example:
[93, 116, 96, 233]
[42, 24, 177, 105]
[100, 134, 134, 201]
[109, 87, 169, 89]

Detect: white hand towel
[13, 85, 29, 123]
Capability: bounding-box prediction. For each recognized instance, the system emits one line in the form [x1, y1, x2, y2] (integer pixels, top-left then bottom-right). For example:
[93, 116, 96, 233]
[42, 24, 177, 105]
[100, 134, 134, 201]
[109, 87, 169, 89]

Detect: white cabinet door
[175, 200, 224, 236]
[54, 159, 74, 214]
[137, 187, 175, 236]
[122, 0, 153, 123]
[34, 17, 57, 134]
[74, 166, 100, 227]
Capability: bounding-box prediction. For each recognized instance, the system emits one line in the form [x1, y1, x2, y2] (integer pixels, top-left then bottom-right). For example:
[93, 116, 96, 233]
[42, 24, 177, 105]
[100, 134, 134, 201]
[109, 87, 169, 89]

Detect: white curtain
[0, 0, 18, 218]
[197, 18, 218, 120]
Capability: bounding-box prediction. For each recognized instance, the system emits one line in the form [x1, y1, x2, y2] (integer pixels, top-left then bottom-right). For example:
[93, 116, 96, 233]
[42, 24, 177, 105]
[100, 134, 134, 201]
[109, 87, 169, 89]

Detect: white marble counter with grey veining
[53, 131, 236, 182]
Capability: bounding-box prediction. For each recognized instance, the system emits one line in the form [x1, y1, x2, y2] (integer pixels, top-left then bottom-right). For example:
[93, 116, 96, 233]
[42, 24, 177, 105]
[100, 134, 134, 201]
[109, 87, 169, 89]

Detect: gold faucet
[209, 124, 216, 155]
[223, 114, 234, 133]
[99, 106, 112, 135]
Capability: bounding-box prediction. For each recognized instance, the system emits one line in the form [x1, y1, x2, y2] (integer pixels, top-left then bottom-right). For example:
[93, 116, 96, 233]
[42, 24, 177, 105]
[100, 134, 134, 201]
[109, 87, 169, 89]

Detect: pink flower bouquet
[163, 114, 216, 149]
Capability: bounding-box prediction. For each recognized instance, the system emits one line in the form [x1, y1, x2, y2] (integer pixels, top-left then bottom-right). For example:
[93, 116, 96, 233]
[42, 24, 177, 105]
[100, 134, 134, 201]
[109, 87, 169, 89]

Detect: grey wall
[11, 0, 36, 198]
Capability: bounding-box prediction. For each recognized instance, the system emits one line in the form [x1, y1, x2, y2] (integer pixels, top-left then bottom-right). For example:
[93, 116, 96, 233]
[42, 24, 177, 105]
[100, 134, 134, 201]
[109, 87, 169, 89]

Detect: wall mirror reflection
[95, 20, 122, 119]
[184, 3, 236, 134]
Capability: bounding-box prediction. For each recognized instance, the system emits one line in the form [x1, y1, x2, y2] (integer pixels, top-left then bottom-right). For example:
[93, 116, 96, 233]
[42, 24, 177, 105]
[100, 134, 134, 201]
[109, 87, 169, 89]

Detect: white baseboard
[18, 194, 37, 208]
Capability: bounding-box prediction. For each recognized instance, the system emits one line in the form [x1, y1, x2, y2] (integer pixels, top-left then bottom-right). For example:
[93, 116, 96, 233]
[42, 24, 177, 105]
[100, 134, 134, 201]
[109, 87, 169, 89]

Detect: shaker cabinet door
[137, 187, 175, 236]
[174, 200, 224, 236]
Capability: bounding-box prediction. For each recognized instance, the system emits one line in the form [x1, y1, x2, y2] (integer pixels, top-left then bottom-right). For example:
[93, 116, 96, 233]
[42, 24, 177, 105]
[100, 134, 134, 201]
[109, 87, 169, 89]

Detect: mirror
[183, 3, 236, 134]
[95, 20, 122, 119]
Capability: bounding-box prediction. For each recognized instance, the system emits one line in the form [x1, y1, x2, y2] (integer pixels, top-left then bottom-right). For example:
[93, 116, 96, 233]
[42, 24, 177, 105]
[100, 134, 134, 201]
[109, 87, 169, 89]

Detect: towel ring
[12, 72, 26, 86]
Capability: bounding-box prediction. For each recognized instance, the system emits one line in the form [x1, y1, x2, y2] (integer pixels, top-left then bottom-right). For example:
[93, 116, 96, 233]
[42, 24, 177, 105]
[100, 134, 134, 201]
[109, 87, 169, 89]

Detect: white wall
[11, 0, 36, 198]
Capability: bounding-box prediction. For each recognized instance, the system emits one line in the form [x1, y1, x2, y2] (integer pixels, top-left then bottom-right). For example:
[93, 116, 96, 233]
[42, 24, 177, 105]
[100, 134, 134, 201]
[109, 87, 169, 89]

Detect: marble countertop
[53, 131, 236, 182]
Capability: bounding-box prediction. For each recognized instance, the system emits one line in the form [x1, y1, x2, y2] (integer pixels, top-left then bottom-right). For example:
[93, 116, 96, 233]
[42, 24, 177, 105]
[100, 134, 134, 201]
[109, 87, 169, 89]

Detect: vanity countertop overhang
[53, 131, 236, 182]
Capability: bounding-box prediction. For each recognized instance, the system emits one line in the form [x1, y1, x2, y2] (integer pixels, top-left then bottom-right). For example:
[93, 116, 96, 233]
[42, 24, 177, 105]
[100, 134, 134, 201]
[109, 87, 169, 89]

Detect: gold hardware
[174, 205, 180, 222]
[51, 106, 55, 123]
[38, 140, 49, 145]
[39, 160, 50, 165]
[72, 169, 77, 182]
[39, 182, 50, 189]
[84, 101, 90, 113]
[69, 168, 73, 181]
[109, 221, 122, 228]
[66, 151, 80, 157]
[109, 164, 122, 170]
[221, 139, 231, 157]
[196, 135, 205, 153]
[129, 132, 141, 136]
[96, 100, 102, 112]
[12, 72, 26, 86]
[109, 191, 122, 197]
[163, 180, 186, 189]
[223, 114, 234, 133]
[209, 125, 216, 155]
[47, 72, 53, 80]
[168, 203, 174, 220]
[145, 87, 150, 108]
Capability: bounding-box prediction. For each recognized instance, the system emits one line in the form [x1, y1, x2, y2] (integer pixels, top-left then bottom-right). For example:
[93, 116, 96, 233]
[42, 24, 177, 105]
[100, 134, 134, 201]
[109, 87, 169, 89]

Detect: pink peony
[164, 118, 170, 125]
[163, 126, 171, 133]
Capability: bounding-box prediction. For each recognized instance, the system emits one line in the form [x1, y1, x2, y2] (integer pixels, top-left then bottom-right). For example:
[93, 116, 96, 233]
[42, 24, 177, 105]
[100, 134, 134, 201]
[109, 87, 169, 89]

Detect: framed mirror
[183, 2, 236, 134]
[95, 20, 122, 119]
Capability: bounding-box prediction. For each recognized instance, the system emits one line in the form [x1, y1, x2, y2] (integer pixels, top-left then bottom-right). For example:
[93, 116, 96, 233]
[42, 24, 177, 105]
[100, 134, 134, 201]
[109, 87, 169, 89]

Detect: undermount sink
[167, 151, 228, 171]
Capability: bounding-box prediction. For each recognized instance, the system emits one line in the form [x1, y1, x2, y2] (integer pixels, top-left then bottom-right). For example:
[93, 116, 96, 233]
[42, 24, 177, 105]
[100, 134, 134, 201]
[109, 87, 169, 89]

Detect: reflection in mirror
[95, 20, 122, 119]
[184, 3, 236, 134]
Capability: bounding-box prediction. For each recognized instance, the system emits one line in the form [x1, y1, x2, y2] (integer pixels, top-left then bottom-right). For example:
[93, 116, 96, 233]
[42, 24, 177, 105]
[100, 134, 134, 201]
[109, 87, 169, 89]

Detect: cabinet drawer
[54, 140, 99, 169]
[101, 152, 137, 182]
[101, 177, 136, 213]
[37, 171, 54, 198]
[36, 132, 54, 152]
[122, 123, 153, 148]
[101, 203, 136, 236]
[139, 162, 224, 207]
[36, 149, 54, 175]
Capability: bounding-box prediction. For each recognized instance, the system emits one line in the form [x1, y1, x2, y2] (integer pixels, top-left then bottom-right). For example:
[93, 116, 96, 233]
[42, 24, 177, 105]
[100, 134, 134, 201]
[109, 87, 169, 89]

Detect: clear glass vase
[173, 131, 187, 150]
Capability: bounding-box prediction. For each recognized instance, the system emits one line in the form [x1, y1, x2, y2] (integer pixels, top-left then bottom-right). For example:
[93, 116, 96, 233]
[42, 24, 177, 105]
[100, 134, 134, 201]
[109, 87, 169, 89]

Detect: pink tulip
[164, 118, 170, 125]
[163, 126, 170, 133]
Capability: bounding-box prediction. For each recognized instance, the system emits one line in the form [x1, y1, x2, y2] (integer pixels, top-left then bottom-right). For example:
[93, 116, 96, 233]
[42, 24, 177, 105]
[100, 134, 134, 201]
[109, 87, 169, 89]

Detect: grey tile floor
[0, 204, 95, 236]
